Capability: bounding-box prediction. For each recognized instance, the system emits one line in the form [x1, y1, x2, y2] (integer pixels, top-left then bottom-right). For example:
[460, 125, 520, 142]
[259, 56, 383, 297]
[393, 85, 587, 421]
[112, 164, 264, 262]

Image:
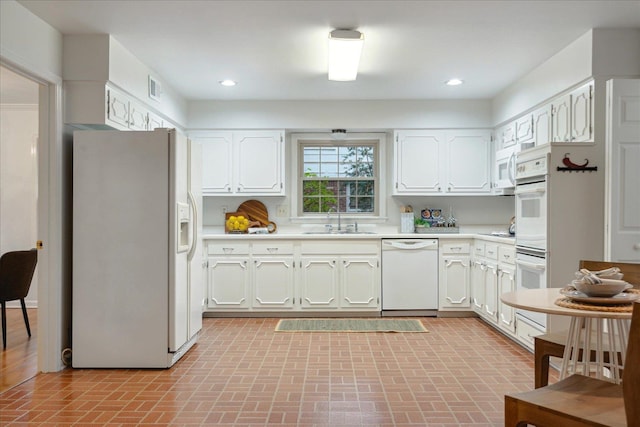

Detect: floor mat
[274, 318, 428, 332]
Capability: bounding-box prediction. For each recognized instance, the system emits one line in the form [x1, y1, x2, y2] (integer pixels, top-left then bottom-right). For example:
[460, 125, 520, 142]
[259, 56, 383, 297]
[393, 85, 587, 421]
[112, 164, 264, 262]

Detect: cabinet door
[252, 257, 295, 309]
[532, 104, 552, 147]
[196, 132, 233, 194]
[439, 255, 470, 309]
[570, 83, 593, 142]
[515, 114, 534, 150]
[552, 93, 571, 142]
[498, 266, 516, 334]
[470, 260, 486, 314]
[299, 257, 339, 309]
[235, 131, 284, 194]
[148, 111, 164, 130]
[128, 100, 148, 131]
[341, 257, 379, 309]
[207, 257, 250, 309]
[483, 263, 499, 324]
[106, 87, 130, 129]
[498, 122, 517, 149]
[393, 130, 444, 194]
[445, 130, 491, 194]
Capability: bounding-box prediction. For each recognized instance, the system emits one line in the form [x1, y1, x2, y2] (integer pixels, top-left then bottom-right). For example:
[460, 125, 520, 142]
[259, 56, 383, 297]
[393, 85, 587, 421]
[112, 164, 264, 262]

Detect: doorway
[0, 64, 40, 391]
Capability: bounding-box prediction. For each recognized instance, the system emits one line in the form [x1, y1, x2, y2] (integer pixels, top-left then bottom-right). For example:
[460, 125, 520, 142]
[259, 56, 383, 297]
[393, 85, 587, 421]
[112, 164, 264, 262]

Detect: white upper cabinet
[195, 130, 285, 196]
[515, 114, 534, 150]
[444, 130, 492, 194]
[532, 104, 552, 147]
[552, 82, 593, 143]
[235, 131, 285, 194]
[195, 132, 233, 194]
[393, 130, 444, 194]
[496, 121, 517, 150]
[570, 83, 593, 142]
[65, 82, 165, 131]
[127, 99, 149, 131]
[394, 129, 491, 195]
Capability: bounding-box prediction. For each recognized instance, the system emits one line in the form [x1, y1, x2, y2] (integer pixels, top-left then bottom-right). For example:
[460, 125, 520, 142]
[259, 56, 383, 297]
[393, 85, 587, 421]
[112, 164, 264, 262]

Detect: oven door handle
[515, 187, 546, 195]
[515, 259, 546, 270]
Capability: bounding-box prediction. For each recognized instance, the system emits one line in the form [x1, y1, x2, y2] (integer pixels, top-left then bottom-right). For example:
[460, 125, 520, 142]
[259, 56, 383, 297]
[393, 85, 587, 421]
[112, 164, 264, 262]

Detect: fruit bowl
[572, 279, 632, 297]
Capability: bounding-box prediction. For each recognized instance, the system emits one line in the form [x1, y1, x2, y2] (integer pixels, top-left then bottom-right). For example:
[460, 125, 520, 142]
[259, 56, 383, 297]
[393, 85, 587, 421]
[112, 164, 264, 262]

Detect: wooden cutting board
[237, 200, 277, 232]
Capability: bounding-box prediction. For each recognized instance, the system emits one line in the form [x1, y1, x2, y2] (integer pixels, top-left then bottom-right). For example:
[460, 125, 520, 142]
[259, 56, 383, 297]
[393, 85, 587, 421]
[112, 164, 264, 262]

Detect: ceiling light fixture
[328, 29, 364, 81]
[445, 78, 463, 86]
[219, 79, 237, 87]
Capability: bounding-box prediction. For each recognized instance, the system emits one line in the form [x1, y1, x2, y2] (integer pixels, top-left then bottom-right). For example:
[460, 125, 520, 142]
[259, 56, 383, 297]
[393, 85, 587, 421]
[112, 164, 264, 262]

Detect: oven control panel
[516, 156, 548, 181]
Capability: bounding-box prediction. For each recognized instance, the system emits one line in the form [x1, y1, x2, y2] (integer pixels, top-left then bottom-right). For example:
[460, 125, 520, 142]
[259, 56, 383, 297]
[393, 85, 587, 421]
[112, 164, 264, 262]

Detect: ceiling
[14, 0, 640, 102]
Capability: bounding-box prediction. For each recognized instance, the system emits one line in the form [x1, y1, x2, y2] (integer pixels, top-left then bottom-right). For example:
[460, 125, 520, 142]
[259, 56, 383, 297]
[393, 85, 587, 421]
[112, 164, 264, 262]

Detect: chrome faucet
[327, 206, 341, 231]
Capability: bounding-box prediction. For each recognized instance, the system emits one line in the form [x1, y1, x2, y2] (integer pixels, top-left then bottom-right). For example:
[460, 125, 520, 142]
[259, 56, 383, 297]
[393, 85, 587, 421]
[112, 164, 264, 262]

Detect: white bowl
[572, 279, 632, 297]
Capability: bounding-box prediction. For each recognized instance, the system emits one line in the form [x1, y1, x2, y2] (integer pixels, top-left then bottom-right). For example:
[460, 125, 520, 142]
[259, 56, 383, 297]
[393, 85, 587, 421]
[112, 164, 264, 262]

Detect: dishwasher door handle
[383, 240, 437, 250]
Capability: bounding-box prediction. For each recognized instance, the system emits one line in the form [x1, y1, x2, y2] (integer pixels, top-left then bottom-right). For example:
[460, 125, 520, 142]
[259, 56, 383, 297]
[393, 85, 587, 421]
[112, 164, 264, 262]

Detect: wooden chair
[534, 260, 640, 388]
[505, 300, 640, 427]
[0, 249, 38, 349]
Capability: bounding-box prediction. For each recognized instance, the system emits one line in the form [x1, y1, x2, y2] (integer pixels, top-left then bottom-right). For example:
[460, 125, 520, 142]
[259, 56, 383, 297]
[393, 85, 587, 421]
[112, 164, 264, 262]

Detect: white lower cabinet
[252, 243, 295, 309]
[299, 241, 380, 312]
[205, 239, 380, 313]
[207, 242, 251, 310]
[299, 256, 340, 309]
[438, 240, 472, 311]
[341, 257, 380, 309]
[471, 239, 519, 340]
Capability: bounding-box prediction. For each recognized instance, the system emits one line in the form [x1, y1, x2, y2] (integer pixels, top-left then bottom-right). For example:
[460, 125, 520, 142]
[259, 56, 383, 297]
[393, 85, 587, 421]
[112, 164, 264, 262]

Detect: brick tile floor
[0, 317, 544, 426]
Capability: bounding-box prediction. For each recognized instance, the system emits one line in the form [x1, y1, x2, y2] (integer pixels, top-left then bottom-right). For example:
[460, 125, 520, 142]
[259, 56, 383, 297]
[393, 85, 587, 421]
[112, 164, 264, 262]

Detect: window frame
[291, 133, 386, 220]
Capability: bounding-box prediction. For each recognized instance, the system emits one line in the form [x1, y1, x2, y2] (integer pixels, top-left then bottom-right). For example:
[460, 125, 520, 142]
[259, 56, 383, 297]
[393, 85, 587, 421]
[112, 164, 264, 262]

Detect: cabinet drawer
[252, 242, 294, 255]
[485, 244, 498, 260]
[516, 317, 545, 350]
[208, 242, 251, 255]
[441, 242, 470, 254]
[301, 241, 379, 255]
[499, 246, 516, 265]
[473, 243, 485, 257]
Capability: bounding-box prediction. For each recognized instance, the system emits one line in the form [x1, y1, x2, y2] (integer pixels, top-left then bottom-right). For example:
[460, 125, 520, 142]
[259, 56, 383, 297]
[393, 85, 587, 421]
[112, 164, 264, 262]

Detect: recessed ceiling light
[445, 78, 463, 86]
[219, 79, 237, 87]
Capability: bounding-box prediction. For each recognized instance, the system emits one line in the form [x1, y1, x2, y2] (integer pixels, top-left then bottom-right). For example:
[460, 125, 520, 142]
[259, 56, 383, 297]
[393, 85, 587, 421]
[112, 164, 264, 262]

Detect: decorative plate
[559, 289, 640, 305]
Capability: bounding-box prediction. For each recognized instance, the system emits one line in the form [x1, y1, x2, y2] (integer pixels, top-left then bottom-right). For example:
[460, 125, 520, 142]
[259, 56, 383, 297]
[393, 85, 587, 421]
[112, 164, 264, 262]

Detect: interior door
[606, 79, 640, 262]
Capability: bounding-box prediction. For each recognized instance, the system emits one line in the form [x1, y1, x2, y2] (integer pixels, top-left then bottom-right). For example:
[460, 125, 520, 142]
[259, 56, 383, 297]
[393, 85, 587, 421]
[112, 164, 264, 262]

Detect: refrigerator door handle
[187, 190, 198, 261]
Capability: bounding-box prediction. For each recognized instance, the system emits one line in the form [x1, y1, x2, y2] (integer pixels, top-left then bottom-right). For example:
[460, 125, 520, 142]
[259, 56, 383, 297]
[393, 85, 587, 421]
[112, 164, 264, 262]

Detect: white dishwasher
[381, 239, 439, 316]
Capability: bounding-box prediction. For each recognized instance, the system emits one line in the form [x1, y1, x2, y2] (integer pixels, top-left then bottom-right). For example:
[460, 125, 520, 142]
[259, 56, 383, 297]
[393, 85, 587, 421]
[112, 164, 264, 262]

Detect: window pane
[300, 141, 377, 215]
[303, 164, 320, 176]
[321, 162, 339, 178]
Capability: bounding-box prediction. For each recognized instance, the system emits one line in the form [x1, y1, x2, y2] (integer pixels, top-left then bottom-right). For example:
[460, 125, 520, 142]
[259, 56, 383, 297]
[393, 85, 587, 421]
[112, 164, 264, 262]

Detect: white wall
[188, 99, 492, 130]
[0, 104, 39, 305]
[492, 30, 593, 126]
[0, 0, 62, 81]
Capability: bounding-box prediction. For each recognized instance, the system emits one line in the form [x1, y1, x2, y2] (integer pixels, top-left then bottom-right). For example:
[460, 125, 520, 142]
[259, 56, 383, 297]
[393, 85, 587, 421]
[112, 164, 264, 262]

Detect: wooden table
[501, 288, 633, 383]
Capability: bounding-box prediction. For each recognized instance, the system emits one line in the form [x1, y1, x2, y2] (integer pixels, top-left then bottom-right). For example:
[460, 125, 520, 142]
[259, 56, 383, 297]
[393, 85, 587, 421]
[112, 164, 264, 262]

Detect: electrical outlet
[276, 205, 288, 217]
[221, 206, 228, 215]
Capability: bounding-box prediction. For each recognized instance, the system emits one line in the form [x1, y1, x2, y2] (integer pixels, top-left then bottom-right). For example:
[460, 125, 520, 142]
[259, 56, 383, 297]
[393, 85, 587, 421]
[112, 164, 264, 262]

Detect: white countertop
[202, 226, 516, 244]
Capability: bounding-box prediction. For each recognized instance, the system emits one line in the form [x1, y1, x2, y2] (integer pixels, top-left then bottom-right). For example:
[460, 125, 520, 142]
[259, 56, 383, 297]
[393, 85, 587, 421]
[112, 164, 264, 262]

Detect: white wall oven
[515, 149, 549, 329]
[515, 249, 547, 328]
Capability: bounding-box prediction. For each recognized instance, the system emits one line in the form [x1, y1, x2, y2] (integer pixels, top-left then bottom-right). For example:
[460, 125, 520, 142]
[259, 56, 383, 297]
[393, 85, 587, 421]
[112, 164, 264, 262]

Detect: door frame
[1, 57, 65, 373]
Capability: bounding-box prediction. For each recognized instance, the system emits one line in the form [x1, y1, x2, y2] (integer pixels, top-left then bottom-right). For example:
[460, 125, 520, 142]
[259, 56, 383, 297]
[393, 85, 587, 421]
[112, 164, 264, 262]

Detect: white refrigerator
[72, 128, 203, 368]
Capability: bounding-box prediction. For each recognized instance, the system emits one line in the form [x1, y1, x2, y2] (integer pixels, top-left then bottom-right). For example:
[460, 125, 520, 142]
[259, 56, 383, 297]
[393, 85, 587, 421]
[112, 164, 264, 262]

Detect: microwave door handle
[515, 259, 546, 270]
[508, 152, 516, 186]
